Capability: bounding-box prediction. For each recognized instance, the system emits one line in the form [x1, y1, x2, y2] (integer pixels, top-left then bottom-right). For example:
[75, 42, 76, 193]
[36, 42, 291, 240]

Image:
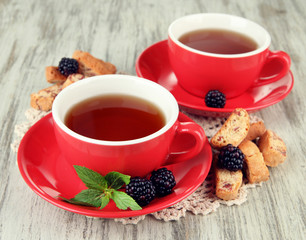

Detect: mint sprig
[61, 166, 142, 211]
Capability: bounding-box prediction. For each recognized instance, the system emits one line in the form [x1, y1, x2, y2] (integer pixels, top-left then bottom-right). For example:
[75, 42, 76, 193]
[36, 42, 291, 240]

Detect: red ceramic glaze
[135, 40, 294, 117]
[52, 75, 206, 178]
[54, 117, 205, 178]
[168, 13, 291, 99]
[17, 113, 212, 218]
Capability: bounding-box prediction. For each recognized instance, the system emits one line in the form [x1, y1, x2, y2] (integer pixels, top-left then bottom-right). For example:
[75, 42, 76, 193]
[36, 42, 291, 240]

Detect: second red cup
[168, 13, 291, 99]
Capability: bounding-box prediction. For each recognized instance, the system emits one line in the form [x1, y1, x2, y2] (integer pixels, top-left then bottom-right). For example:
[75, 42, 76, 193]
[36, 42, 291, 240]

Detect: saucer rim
[17, 112, 212, 218]
[135, 39, 294, 115]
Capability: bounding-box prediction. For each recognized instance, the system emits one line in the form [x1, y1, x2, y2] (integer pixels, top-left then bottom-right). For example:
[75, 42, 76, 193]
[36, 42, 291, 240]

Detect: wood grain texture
[0, 0, 305, 239]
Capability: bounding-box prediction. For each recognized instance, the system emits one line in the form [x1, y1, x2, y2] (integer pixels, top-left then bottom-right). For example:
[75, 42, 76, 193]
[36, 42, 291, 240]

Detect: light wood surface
[1, 0, 305, 239]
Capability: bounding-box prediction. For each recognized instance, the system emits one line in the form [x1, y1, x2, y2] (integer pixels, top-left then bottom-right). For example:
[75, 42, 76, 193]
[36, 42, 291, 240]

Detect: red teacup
[52, 75, 206, 177]
[168, 13, 291, 99]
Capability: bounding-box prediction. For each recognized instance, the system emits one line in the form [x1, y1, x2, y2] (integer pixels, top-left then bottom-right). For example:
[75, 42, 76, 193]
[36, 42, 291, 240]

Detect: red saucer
[17, 113, 212, 218]
[136, 40, 294, 117]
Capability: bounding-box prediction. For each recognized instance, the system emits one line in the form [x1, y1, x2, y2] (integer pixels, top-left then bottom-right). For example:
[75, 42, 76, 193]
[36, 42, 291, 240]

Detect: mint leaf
[100, 195, 110, 209]
[105, 171, 131, 190]
[62, 166, 141, 211]
[62, 189, 103, 208]
[111, 190, 142, 210]
[74, 165, 108, 191]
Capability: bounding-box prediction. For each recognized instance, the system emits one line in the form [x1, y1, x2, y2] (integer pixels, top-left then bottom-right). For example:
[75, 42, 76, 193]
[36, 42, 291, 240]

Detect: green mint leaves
[61, 166, 142, 211]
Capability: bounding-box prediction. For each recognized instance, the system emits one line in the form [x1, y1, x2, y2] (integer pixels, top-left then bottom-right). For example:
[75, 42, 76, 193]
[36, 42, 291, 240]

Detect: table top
[1, 0, 305, 239]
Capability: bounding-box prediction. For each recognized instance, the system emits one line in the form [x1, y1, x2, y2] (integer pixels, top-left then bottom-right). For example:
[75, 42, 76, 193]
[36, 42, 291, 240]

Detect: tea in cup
[168, 13, 291, 99]
[52, 74, 206, 177]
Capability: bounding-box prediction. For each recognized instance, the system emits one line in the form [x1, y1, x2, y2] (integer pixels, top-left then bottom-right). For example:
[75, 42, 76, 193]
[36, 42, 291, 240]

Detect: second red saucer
[136, 40, 294, 117]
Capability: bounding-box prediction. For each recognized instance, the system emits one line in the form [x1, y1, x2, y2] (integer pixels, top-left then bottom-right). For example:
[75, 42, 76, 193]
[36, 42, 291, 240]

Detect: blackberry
[205, 90, 226, 108]
[150, 168, 176, 197]
[125, 177, 156, 206]
[58, 57, 79, 76]
[218, 144, 244, 171]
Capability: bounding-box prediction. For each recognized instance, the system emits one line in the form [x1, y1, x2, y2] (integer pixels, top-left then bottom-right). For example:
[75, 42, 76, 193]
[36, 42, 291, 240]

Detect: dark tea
[65, 94, 165, 141]
[179, 29, 258, 54]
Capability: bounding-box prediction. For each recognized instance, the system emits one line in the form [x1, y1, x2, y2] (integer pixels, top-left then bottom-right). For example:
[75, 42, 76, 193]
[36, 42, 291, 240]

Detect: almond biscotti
[258, 130, 287, 167]
[30, 83, 62, 111]
[72, 50, 116, 77]
[32, 51, 117, 111]
[245, 121, 266, 141]
[45, 66, 67, 84]
[62, 73, 85, 89]
[239, 140, 269, 183]
[210, 108, 250, 148]
[45, 51, 116, 83]
[215, 166, 243, 200]
[211, 108, 286, 201]
[213, 144, 244, 200]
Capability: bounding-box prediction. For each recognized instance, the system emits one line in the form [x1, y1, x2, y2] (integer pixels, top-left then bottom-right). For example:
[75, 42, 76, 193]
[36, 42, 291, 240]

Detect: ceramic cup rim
[168, 13, 271, 58]
[52, 74, 179, 146]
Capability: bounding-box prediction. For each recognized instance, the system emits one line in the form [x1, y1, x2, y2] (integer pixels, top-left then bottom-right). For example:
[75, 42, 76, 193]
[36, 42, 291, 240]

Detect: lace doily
[11, 108, 262, 225]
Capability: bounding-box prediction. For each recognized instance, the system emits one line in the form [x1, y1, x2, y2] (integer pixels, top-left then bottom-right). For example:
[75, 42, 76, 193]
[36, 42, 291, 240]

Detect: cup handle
[252, 50, 291, 87]
[166, 121, 206, 164]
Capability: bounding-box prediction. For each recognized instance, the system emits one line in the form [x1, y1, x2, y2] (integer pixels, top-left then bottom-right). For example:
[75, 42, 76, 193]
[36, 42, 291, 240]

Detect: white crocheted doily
[12, 108, 262, 225]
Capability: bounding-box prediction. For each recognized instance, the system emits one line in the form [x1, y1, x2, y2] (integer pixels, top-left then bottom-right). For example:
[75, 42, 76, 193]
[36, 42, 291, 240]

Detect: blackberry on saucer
[218, 144, 245, 171]
[125, 177, 156, 206]
[205, 90, 226, 108]
[58, 57, 79, 76]
[150, 168, 176, 197]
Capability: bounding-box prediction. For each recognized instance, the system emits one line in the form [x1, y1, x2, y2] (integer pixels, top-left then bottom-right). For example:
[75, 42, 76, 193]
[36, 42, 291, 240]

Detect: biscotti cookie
[239, 140, 269, 183]
[211, 108, 250, 148]
[45, 66, 67, 84]
[30, 83, 62, 111]
[258, 130, 287, 167]
[62, 73, 85, 89]
[215, 166, 243, 200]
[245, 121, 266, 141]
[72, 50, 116, 77]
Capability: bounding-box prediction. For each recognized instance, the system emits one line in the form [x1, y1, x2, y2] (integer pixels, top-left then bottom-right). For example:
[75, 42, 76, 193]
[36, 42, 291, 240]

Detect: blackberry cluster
[150, 168, 176, 197]
[205, 90, 226, 108]
[58, 57, 79, 76]
[218, 144, 245, 171]
[125, 168, 176, 207]
[125, 177, 156, 206]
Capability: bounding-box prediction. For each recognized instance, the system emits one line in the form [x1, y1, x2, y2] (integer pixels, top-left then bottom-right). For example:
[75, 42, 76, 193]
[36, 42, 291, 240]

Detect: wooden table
[1, 0, 305, 239]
